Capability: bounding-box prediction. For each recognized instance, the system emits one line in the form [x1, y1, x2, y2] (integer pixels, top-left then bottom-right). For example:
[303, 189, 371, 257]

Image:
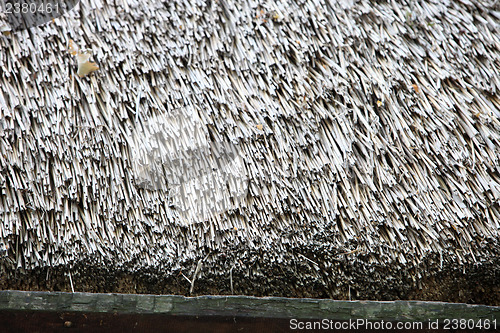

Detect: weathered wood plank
[0, 290, 498, 321]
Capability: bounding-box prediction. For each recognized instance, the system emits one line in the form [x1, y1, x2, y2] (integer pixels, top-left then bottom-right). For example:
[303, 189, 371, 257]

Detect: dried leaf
[77, 53, 99, 77]
[68, 39, 79, 56]
[68, 40, 99, 77]
[0, 22, 10, 35]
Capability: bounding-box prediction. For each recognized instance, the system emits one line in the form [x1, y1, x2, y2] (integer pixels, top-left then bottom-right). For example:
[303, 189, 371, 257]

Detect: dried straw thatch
[0, 0, 499, 303]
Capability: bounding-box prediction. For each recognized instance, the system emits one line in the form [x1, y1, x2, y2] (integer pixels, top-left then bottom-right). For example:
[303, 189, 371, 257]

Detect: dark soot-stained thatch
[0, 0, 499, 304]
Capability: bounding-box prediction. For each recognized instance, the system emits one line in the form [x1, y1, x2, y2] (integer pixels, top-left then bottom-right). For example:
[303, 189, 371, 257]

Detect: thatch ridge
[0, 0, 499, 303]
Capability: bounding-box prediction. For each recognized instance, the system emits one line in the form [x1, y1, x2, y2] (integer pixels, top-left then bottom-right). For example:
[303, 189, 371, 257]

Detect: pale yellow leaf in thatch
[68, 39, 79, 56]
[412, 83, 420, 93]
[68, 40, 99, 77]
[0, 22, 10, 35]
[256, 124, 263, 130]
[77, 53, 99, 77]
[376, 100, 383, 107]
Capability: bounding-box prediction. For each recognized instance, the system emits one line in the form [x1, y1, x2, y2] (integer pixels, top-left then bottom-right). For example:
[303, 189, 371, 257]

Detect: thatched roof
[0, 0, 499, 303]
